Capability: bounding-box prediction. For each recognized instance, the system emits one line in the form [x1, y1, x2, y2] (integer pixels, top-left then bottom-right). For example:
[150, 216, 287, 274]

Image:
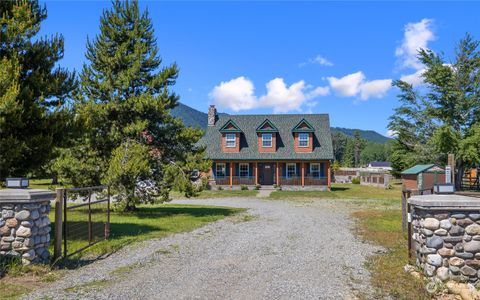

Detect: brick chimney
[208, 105, 217, 126]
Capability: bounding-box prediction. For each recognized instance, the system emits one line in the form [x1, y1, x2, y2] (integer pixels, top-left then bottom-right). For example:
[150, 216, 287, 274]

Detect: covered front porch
[212, 161, 331, 189]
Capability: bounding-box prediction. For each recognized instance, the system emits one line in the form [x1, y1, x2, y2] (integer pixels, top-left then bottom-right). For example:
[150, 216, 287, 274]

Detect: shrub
[255, 184, 261, 190]
[241, 185, 248, 190]
[217, 186, 224, 191]
[351, 177, 360, 184]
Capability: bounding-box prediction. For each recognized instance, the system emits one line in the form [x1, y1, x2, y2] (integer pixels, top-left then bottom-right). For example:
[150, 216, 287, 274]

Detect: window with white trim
[239, 163, 249, 177]
[286, 163, 296, 178]
[310, 163, 320, 178]
[298, 133, 309, 147]
[216, 163, 226, 177]
[225, 133, 236, 148]
[262, 133, 272, 147]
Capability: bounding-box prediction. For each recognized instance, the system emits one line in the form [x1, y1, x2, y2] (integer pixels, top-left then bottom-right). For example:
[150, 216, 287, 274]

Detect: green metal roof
[401, 164, 437, 175]
[198, 114, 334, 160]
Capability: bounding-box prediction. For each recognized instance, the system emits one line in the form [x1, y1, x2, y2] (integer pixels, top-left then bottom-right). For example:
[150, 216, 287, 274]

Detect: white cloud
[400, 69, 425, 86]
[259, 78, 307, 113]
[306, 86, 330, 99]
[209, 77, 329, 113]
[359, 79, 392, 100]
[386, 129, 398, 138]
[327, 71, 392, 100]
[327, 71, 365, 97]
[299, 54, 334, 67]
[395, 19, 435, 70]
[209, 76, 257, 111]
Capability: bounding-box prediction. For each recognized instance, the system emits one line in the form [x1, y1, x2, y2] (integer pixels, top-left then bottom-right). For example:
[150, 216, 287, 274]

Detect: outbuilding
[401, 164, 446, 192]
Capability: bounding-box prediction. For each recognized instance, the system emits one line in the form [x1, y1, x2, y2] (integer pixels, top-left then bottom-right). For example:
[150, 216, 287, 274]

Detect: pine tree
[388, 34, 480, 183]
[54, 0, 204, 209]
[0, 1, 76, 178]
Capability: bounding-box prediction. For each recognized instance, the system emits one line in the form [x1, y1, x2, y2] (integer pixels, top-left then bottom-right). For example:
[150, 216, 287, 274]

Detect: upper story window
[298, 133, 309, 147]
[262, 133, 272, 147]
[239, 163, 249, 177]
[310, 163, 320, 177]
[216, 163, 226, 177]
[225, 133, 236, 148]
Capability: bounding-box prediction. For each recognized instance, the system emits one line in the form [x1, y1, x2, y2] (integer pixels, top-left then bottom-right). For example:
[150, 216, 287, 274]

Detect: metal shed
[401, 164, 446, 192]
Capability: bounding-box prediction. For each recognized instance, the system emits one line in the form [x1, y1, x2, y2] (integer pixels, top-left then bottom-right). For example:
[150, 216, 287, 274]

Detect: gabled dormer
[219, 119, 242, 153]
[256, 119, 278, 153]
[292, 118, 315, 153]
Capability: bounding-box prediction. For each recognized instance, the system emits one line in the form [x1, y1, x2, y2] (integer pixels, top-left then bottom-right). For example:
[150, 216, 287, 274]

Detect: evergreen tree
[54, 0, 204, 209]
[353, 130, 364, 167]
[342, 138, 355, 167]
[331, 132, 347, 162]
[388, 34, 480, 183]
[0, 1, 76, 179]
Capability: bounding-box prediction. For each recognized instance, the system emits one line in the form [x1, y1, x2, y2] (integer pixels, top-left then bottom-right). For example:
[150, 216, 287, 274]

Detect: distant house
[368, 161, 392, 171]
[198, 105, 334, 190]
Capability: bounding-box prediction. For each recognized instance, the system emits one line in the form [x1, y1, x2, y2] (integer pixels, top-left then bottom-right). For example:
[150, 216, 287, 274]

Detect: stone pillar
[409, 194, 480, 283]
[0, 189, 55, 265]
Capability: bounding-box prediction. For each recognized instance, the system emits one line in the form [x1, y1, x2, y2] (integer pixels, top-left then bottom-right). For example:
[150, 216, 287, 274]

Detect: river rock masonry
[409, 194, 480, 283]
[0, 189, 55, 265]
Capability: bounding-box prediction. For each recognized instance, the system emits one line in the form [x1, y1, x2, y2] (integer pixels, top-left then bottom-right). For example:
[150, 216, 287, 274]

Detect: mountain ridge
[171, 103, 391, 144]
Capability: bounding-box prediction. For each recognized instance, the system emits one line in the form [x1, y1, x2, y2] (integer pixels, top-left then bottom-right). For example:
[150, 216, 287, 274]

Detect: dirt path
[25, 198, 379, 300]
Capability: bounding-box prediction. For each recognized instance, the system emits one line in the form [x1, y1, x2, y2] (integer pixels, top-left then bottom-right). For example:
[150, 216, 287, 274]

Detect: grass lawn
[28, 178, 62, 190]
[353, 209, 429, 299]
[269, 182, 401, 203]
[1, 203, 244, 299]
[51, 203, 244, 257]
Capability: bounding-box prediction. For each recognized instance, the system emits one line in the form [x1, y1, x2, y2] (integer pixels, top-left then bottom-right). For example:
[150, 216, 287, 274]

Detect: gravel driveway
[25, 197, 380, 300]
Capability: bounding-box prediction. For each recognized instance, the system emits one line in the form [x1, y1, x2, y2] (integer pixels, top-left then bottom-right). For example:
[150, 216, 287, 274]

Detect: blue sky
[41, 1, 480, 136]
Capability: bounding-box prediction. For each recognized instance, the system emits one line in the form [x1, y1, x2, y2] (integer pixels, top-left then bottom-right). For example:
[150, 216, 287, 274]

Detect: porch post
[255, 162, 258, 185]
[276, 162, 279, 186]
[301, 162, 305, 187]
[230, 162, 233, 187]
[327, 160, 331, 191]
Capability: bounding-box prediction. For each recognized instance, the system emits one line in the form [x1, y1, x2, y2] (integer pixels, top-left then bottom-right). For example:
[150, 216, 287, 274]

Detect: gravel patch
[25, 197, 380, 300]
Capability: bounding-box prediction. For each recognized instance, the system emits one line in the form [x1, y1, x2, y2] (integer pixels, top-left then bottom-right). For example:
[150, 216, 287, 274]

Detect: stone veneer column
[0, 189, 55, 265]
[409, 194, 480, 283]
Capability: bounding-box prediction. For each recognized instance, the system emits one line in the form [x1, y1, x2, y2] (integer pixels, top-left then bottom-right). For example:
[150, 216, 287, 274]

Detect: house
[199, 105, 334, 190]
[368, 161, 392, 171]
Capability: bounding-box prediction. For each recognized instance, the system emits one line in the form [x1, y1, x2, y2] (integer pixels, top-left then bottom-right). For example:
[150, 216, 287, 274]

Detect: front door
[259, 163, 274, 185]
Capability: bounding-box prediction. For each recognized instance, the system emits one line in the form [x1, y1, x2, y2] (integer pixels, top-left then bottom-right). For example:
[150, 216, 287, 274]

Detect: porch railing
[232, 176, 255, 185]
[214, 176, 255, 185]
[280, 176, 302, 186]
[280, 176, 328, 186]
[304, 176, 328, 186]
[214, 176, 230, 185]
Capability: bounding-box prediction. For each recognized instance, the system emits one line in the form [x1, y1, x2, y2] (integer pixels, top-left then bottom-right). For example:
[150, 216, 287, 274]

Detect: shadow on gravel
[132, 206, 238, 219]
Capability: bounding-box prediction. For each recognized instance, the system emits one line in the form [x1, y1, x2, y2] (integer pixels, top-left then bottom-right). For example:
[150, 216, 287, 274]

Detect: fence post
[54, 188, 64, 260]
[401, 190, 407, 233]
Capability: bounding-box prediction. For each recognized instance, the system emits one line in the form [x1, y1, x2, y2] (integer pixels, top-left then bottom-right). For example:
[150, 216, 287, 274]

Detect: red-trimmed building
[198, 105, 334, 190]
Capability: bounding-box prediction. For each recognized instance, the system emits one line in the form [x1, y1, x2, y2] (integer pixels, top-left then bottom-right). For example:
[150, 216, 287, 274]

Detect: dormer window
[225, 133, 236, 148]
[298, 133, 309, 147]
[262, 133, 272, 147]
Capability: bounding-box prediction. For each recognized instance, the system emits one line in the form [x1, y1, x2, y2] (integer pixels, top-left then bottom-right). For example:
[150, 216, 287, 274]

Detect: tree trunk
[123, 186, 138, 212]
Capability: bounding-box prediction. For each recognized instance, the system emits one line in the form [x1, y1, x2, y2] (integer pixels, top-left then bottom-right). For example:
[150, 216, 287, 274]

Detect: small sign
[445, 166, 452, 184]
[407, 213, 412, 223]
[265, 165, 270, 169]
[417, 173, 423, 190]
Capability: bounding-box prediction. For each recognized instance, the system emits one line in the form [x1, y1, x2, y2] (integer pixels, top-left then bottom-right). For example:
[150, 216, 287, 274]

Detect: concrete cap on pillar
[0, 189, 56, 203]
